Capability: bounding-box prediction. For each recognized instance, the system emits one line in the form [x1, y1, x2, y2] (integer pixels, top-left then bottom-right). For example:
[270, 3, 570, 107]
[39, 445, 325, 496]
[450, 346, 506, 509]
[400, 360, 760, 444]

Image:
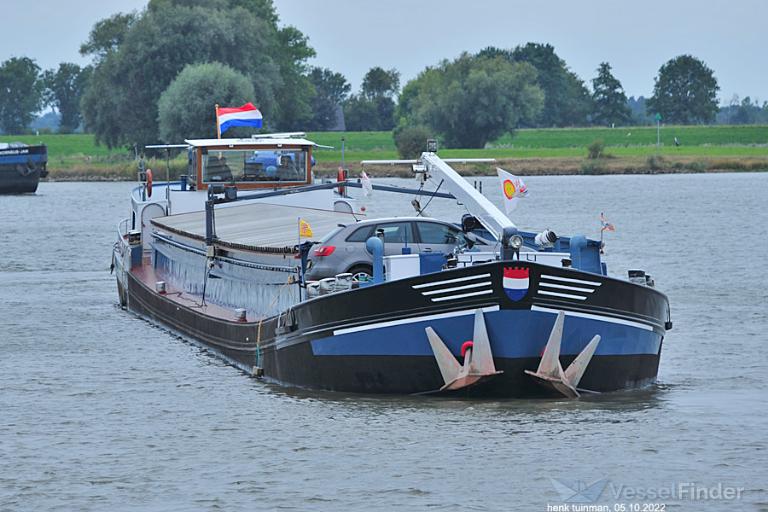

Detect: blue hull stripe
[0, 154, 47, 165]
[310, 309, 662, 357]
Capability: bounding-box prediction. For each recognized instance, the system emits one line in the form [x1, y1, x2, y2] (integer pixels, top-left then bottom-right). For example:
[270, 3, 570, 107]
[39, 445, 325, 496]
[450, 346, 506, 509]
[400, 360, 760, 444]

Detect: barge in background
[0, 142, 47, 194]
[112, 135, 672, 398]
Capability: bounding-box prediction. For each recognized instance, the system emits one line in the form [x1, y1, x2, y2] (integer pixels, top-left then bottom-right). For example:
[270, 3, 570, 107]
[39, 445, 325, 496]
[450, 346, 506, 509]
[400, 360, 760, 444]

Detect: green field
[492, 125, 768, 148]
[308, 126, 768, 163]
[2, 125, 766, 158]
[2, 125, 766, 179]
[0, 133, 117, 157]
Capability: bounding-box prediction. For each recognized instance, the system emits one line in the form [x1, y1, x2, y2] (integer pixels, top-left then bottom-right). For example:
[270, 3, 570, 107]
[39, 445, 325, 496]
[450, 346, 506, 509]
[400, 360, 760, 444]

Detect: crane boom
[420, 152, 515, 241]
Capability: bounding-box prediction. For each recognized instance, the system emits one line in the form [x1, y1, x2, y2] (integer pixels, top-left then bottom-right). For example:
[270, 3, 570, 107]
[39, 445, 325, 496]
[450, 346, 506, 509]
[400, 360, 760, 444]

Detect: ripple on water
[1, 178, 767, 510]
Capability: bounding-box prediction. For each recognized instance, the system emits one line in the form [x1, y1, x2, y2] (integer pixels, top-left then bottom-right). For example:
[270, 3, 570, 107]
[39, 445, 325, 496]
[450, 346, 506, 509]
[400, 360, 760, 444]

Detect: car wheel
[348, 264, 373, 282]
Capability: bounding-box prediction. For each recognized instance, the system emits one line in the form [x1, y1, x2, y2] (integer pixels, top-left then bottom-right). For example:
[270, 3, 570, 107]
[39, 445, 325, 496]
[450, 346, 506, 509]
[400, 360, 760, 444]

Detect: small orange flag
[299, 218, 313, 238]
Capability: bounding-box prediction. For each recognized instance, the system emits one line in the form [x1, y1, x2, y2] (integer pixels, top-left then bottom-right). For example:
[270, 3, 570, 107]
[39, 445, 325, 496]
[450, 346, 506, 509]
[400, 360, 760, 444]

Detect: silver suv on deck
[305, 217, 489, 280]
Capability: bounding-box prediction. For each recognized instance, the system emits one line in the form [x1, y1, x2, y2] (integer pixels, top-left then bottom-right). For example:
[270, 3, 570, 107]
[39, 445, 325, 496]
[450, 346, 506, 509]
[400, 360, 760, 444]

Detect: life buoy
[337, 167, 345, 196]
[146, 169, 153, 198]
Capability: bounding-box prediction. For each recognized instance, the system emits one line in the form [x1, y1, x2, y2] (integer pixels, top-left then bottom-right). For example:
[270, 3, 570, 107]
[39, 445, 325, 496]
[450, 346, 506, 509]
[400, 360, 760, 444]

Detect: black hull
[0, 166, 41, 194]
[259, 344, 661, 397]
[0, 145, 47, 194]
[127, 271, 267, 374]
[124, 260, 670, 397]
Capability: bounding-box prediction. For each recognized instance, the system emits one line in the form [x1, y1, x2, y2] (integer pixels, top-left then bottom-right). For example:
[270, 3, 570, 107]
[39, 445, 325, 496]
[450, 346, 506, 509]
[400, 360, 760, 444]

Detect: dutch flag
[503, 267, 530, 301]
[217, 102, 263, 135]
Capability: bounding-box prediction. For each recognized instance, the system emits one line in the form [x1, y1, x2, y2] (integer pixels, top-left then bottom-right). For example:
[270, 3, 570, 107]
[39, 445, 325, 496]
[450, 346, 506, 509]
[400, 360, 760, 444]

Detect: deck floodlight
[534, 229, 558, 248]
[426, 139, 438, 153]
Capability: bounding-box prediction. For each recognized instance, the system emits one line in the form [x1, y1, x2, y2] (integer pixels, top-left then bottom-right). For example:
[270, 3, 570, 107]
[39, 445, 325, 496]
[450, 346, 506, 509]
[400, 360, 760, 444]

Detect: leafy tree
[716, 95, 768, 125]
[361, 67, 399, 99]
[730, 96, 758, 124]
[271, 25, 315, 131]
[344, 95, 398, 132]
[80, 56, 125, 147]
[343, 94, 378, 131]
[343, 67, 400, 131]
[372, 95, 397, 131]
[0, 57, 43, 134]
[158, 62, 255, 142]
[307, 67, 350, 131]
[393, 125, 432, 158]
[79, 12, 137, 62]
[510, 44, 591, 127]
[647, 55, 719, 124]
[626, 96, 654, 125]
[591, 62, 631, 126]
[487, 43, 592, 127]
[475, 46, 509, 61]
[397, 53, 543, 148]
[42, 63, 91, 133]
[81, 0, 311, 148]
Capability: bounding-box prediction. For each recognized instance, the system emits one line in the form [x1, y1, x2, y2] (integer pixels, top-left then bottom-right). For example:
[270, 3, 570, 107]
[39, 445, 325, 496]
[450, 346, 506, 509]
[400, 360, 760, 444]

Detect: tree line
[0, 0, 766, 148]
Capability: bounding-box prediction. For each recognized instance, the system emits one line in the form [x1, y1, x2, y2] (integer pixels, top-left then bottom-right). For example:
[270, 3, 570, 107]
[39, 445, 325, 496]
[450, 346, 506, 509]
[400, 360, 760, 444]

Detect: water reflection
[259, 378, 668, 416]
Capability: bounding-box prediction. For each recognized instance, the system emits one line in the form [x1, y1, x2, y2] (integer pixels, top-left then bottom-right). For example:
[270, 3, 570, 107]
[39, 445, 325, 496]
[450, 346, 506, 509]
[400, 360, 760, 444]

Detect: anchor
[525, 311, 600, 398]
[424, 309, 503, 392]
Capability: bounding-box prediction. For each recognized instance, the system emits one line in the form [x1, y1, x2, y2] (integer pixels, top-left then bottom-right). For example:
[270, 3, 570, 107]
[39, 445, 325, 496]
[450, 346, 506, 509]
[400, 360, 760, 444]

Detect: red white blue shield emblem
[503, 267, 529, 301]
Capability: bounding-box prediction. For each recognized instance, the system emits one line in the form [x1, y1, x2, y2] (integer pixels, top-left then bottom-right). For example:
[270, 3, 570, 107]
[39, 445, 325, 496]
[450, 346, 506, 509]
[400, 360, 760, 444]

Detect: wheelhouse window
[202, 148, 308, 184]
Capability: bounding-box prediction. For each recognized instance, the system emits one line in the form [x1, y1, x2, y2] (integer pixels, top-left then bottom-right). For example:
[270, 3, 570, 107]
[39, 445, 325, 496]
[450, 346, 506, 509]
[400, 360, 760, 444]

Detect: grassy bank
[2, 125, 766, 180]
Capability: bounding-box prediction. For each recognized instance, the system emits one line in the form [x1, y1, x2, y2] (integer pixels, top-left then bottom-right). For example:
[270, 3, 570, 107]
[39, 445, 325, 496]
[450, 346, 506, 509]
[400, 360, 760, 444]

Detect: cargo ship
[112, 135, 672, 397]
[0, 142, 47, 194]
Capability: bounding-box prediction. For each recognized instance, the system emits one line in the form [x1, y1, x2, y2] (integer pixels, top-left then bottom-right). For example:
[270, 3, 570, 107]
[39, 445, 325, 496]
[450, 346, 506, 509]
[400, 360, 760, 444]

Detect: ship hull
[0, 145, 47, 194]
[0, 166, 43, 194]
[120, 257, 669, 397]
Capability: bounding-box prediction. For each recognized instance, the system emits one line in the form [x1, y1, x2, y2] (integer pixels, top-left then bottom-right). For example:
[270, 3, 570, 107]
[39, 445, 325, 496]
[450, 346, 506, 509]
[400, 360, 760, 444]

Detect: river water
[1, 173, 767, 511]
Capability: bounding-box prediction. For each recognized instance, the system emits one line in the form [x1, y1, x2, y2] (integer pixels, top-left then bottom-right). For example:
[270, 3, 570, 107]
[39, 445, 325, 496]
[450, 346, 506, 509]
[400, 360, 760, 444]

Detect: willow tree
[398, 53, 543, 148]
[158, 63, 255, 142]
[479, 44, 592, 127]
[81, 0, 313, 148]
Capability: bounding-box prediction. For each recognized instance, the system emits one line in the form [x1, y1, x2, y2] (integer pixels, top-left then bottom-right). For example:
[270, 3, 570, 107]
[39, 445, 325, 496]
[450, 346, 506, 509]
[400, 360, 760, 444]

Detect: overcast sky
[2, 0, 765, 104]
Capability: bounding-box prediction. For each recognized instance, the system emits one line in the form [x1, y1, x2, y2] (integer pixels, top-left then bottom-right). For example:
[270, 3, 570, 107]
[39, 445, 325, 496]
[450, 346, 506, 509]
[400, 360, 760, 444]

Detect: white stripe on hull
[531, 305, 654, 331]
[412, 273, 491, 289]
[539, 282, 596, 293]
[538, 290, 588, 301]
[421, 281, 492, 296]
[540, 274, 602, 287]
[429, 289, 494, 302]
[332, 305, 501, 336]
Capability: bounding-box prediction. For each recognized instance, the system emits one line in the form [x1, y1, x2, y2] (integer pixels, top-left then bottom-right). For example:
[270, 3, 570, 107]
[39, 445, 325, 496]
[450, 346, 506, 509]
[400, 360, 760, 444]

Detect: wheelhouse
[185, 137, 315, 191]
